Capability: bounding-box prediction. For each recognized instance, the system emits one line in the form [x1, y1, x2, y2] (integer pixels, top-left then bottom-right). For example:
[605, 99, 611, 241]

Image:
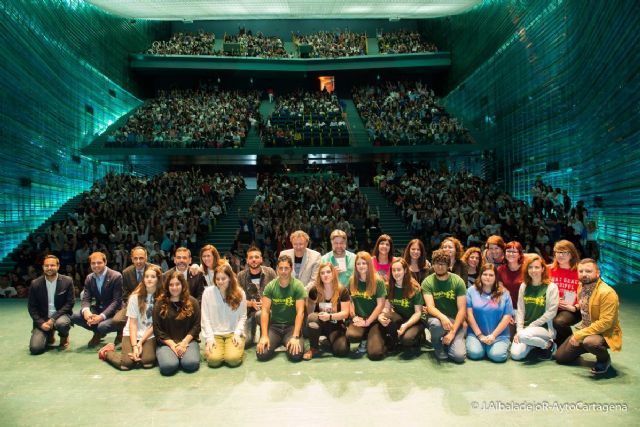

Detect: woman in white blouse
[201, 264, 247, 367]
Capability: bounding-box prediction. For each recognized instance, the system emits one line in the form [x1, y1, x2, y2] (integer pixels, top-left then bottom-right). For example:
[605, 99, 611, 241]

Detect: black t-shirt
[308, 286, 350, 323]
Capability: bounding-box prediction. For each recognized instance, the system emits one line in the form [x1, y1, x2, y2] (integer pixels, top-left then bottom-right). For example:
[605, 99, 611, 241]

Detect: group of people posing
[27, 229, 622, 376]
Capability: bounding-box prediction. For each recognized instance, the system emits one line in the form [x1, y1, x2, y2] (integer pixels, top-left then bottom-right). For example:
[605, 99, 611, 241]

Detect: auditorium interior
[0, 0, 638, 425]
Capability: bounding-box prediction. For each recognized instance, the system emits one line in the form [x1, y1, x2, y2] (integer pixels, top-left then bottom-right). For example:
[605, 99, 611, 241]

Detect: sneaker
[98, 343, 115, 361]
[538, 342, 557, 361]
[591, 360, 611, 375]
[303, 348, 319, 360]
[356, 340, 368, 354]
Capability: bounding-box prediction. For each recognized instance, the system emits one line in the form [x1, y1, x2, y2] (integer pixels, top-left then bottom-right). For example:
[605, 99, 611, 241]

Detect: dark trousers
[29, 315, 71, 355]
[71, 307, 118, 336]
[381, 312, 424, 348]
[555, 334, 610, 364]
[256, 323, 303, 362]
[346, 321, 386, 360]
[553, 310, 581, 345]
[306, 313, 349, 357]
[112, 307, 128, 332]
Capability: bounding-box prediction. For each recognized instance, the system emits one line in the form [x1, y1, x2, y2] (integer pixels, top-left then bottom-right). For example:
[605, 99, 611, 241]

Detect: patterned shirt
[578, 282, 596, 328]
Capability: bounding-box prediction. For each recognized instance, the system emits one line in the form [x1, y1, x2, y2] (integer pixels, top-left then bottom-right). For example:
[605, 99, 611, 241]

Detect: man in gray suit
[28, 255, 75, 354]
[71, 252, 123, 347]
[279, 230, 321, 290]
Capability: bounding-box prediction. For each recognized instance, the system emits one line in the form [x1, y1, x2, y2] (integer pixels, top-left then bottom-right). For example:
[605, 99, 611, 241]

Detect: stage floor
[1, 287, 638, 426]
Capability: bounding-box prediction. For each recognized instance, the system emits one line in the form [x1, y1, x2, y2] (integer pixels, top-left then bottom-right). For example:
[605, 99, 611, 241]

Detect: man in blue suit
[71, 252, 123, 347]
[28, 255, 75, 354]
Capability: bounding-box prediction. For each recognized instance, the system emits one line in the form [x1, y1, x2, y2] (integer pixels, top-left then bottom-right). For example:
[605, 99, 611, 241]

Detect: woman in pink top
[372, 234, 395, 283]
[549, 240, 581, 345]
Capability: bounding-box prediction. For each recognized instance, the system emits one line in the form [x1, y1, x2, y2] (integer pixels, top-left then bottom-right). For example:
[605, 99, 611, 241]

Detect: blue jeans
[156, 341, 201, 376]
[427, 316, 466, 363]
[466, 335, 510, 363]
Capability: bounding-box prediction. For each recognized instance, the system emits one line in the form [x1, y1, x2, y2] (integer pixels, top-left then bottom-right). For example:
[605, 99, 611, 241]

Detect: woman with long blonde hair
[303, 263, 351, 360]
[345, 252, 387, 360]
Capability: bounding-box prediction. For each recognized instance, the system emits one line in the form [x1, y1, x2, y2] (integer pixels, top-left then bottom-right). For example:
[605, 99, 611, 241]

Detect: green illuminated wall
[443, 0, 640, 285]
[0, 1, 163, 259]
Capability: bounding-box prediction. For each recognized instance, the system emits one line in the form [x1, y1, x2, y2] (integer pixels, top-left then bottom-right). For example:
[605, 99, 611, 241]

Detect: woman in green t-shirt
[511, 254, 559, 361]
[378, 258, 425, 350]
[345, 252, 387, 360]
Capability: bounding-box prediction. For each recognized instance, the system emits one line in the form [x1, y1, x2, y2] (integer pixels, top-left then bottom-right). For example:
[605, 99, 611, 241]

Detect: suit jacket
[574, 278, 622, 351]
[237, 266, 277, 305]
[279, 248, 321, 288]
[28, 274, 75, 328]
[121, 262, 158, 300]
[81, 267, 123, 319]
[163, 267, 205, 303]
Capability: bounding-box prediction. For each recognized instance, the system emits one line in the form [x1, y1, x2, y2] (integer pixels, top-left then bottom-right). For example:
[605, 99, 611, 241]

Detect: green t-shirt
[263, 277, 307, 325]
[421, 273, 466, 319]
[389, 285, 425, 320]
[523, 284, 547, 327]
[350, 279, 386, 318]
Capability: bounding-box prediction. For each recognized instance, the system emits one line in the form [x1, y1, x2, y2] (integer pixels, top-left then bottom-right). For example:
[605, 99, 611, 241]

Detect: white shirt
[123, 293, 155, 340]
[201, 286, 247, 345]
[45, 275, 58, 317]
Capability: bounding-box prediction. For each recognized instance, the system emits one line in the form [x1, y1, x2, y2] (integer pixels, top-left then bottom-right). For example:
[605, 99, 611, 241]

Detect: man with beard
[321, 229, 355, 286]
[163, 247, 204, 302]
[238, 246, 276, 345]
[28, 255, 75, 354]
[555, 259, 622, 375]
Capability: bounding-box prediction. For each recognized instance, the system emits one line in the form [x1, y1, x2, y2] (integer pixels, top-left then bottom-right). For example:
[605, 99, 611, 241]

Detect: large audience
[294, 30, 367, 58]
[223, 31, 290, 58]
[107, 87, 262, 149]
[5, 171, 244, 297]
[146, 32, 217, 55]
[353, 80, 472, 146]
[262, 90, 348, 147]
[378, 30, 438, 54]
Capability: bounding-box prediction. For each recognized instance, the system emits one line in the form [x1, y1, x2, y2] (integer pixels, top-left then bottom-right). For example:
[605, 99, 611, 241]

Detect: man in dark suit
[28, 255, 75, 354]
[71, 252, 123, 347]
[163, 247, 204, 302]
[112, 246, 155, 334]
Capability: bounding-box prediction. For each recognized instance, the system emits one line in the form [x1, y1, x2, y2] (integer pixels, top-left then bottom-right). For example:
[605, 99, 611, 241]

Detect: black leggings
[306, 313, 349, 357]
[346, 321, 386, 361]
[381, 311, 424, 348]
[553, 309, 582, 345]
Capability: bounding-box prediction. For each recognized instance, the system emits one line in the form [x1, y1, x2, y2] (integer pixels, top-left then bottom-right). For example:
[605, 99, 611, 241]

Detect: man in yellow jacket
[556, 259, 622, 374]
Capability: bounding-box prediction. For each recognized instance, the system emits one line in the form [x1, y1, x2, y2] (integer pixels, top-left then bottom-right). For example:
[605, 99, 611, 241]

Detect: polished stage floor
[1, 287, 638, 427]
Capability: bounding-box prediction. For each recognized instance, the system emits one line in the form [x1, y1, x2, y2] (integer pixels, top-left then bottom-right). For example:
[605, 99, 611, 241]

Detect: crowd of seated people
[146, 32, 217, 55]
[107, 87, 262, 149]
[377, 30, 438, 54]
[375, 163, 597, 262]
[353, 80, 472, 146]
[223, 30, 290, 58]
[294, 30, 367, 58]
[262, 90, 348, 147]
[230, 173, 373, 268]
[5, 171, 245, 298]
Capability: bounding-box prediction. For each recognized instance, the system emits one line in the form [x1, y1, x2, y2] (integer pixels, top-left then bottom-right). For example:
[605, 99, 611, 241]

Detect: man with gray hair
[279, 230, 321, 290]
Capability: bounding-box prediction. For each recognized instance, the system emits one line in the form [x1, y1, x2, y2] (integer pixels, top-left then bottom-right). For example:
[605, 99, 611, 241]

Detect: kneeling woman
[100, 265, 163, 369]
[379, 259, 424, 350]
[466, 264, 513, 362]
[256, 255, 306, 362]
[303, 263, 351, 360]
[153, 272, 201, 375]
[201, 264, 247, 368]
[345, 252, 387, 360]
[511, 255, 559, 361]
